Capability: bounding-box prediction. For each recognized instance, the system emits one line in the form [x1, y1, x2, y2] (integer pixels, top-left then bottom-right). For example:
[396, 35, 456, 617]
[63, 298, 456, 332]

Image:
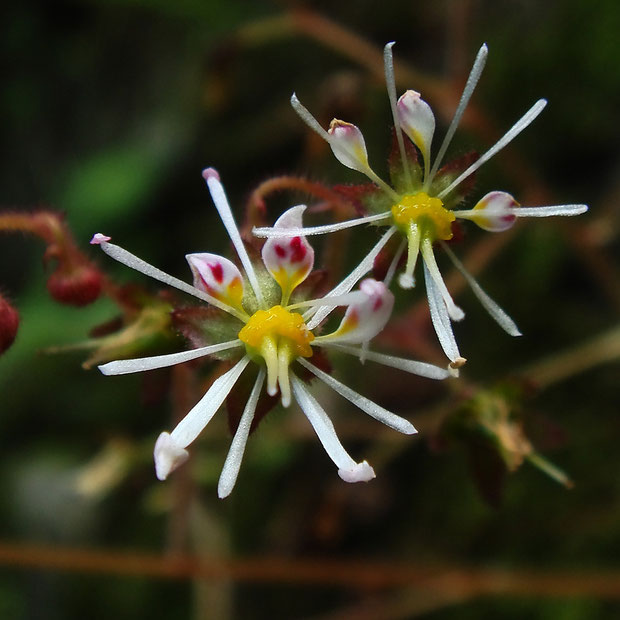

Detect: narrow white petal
[298, 358, 416, 434]
[253, 212, 390, 238]
[515, 204, 589, 217]
[97, 240, 244, 319]
[217, 368, 265, 499]
[437, 99, 547, 200]
[154, 432, 189, 480]
[383, 41, 413, 187]
[291, 375, 375, 482]
[318, 342, 450, 380]
[441, 242, 521, 336]
[170, 356, 250, 448]
[203, 169, 266, 309]
[424, 262, 464, 365]
[429, 44, 488, 182]
[420, 237, 465, 321]
[305, 226, 397, 329]
[98, 340, 244, 376]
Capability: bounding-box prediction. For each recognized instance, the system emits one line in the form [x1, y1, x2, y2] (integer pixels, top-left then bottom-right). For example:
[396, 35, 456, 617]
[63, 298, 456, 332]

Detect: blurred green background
[1, 0, 619, 618]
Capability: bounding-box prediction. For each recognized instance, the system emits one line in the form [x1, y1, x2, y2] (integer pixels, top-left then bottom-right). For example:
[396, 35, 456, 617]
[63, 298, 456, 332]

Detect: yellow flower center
[239, 305, 314, 358]
[391, 192, 455, 241]
[238, 306, 314, 407]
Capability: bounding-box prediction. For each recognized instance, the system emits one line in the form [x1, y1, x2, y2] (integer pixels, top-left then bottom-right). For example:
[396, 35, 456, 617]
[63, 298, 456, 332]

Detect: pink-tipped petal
[90, 233, 111, 245]
[154, 432, 189, 481]
[262, 205, 314, 299]
[468, 191, 518, 232]
[338, 461, 376, 483]
[323, 278, 394, 345]
[327, 119, 371, 174]
[397, 90, 435, 168]
[186, 252, 245, 311]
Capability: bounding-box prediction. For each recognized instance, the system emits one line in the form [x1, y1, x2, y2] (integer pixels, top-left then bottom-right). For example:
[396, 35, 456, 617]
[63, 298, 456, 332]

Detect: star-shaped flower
[254, 43, 588, 367]
[91, 168, 449, 497]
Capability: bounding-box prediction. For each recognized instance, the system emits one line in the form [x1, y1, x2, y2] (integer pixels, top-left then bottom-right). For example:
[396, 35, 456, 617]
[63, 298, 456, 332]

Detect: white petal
[290, 94, 399, 200]
[514, 204, 589, 217]
[154, 432, 189, 481]
[320, 278, 394, 345]
[437, 99, 547, 200]
[429, 44, 488, 182]
[186, 253, 245, 310]
[327, 119, 371, 175]
[318, 342, 450, 380]
[420, 237, 465, 321]
[305, 226, 397, 329]
[217, 368, 265, 499]
[98, 340, 243, 376]
[202, 168, 266, 309]
[424, 262, 465, 366]
[397, 90, 435, 178]
[298, 358, 416, 434]
[169, 356, 250, 448]
[290, 375, 375, 482]
[261, 205, 314, 300]
[253, 212, 390, 238]
[94, 237, 245, 320]
[453, 191, 518, 232]
[441, 242, 521, 336]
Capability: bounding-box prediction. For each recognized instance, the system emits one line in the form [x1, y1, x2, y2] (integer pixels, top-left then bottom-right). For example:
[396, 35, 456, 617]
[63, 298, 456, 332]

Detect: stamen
[217, 368, 265, 499]
[420, 237, 464, 321]
[305, 226, 397, 329]
[169, 356, 250, 448]
[441, 242, 521, 336]
[384, 42, 413, 188]
[423, 262, 465, 366]
[95, 238, 246, 321]
[437, 98, 547, 200]
[290, 375, 376, 483]
[253, 212, 390, 238]
[316, 342, 450, 380]
[203, 169, 266, 309]
[429, 44, 488, 183]
[98, 339, 243, 376]
[298, 358, 416, 434]
[398, 220, 421, 289]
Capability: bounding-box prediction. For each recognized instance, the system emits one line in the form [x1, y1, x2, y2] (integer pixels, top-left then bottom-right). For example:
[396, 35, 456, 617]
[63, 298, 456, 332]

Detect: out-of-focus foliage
[1, 0, 619, 618]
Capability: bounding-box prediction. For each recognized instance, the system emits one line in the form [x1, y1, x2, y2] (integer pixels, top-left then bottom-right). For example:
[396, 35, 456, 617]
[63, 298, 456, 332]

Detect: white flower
[91, 168, 450, 497]
[255, 43, 588, 367]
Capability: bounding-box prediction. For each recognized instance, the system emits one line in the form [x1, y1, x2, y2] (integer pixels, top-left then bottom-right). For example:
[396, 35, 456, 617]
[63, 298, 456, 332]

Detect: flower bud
[397, 90, 435, 163]
[47, 264, 103, 306]
[0, 295, 19, 354]
[327, 119, 371, 174]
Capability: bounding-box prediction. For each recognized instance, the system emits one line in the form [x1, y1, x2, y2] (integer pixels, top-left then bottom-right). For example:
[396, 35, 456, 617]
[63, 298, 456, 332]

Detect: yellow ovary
[239, 305, 314, 358]
[391, 192, 455, 241]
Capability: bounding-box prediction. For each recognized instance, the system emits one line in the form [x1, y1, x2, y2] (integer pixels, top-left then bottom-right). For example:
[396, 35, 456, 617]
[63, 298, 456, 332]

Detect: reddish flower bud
[47, 264, 103, 306]
[0, 295, 19, 354]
